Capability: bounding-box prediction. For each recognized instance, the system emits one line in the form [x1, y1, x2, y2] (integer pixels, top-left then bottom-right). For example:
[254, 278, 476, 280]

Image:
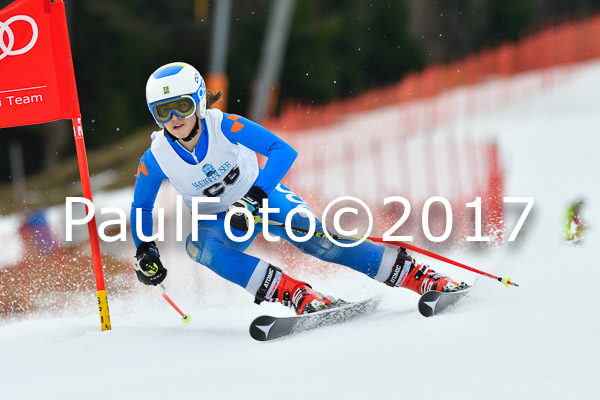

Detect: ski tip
[249, 316, 279, 342]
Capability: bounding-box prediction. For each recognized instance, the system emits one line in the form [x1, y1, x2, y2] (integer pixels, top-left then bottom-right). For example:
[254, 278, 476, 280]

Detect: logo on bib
[192, 161, 233, 190]
[202, 163, 217, 178]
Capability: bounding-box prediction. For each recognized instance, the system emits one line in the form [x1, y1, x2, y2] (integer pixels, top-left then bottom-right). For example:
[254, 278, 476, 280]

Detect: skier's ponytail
[207, 90, 222, 109]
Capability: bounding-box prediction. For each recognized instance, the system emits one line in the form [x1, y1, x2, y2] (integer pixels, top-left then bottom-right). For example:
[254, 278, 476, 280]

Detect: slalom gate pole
[254, 217, 519, 287]
[72, 118, 112, 330]
[159, 284, 191, 323]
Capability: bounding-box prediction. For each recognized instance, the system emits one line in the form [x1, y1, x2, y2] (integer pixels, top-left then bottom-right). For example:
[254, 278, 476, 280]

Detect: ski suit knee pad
[294, 235, 343, 262]
[282, 209, 343, 261]
[185, 233, 206, 263]
[297, 235, 386, 278]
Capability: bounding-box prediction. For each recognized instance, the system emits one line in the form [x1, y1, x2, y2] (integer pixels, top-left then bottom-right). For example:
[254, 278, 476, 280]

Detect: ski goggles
[151, 95, 196, 124]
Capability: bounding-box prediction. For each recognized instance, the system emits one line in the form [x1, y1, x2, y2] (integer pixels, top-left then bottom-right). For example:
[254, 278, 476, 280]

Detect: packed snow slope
[2, 62, 600, 400]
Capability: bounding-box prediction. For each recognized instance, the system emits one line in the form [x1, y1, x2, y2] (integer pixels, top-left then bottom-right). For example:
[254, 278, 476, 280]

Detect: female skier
[131, 62, 463, 315]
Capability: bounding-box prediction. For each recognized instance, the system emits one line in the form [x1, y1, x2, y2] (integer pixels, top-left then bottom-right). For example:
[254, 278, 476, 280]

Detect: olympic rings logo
[0, 15, 38, 61]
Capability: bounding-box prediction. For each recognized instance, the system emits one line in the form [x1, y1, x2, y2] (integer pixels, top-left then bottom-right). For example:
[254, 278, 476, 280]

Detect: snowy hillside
[1, 61, 600, 400]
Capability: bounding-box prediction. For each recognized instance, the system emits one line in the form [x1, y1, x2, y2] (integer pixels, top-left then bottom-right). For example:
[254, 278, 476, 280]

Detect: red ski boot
[384, 249, 465, 295]
[255, 264, 337, 315]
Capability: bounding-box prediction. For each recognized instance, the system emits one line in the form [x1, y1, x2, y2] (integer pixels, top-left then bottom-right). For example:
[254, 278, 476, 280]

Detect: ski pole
[254, 217, 519, 287]
[159, 283, 191, 323]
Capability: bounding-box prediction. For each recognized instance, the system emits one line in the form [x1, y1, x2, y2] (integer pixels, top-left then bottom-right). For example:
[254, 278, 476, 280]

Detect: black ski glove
[228, 185, 268, 231]
[134, 241, 167, 286]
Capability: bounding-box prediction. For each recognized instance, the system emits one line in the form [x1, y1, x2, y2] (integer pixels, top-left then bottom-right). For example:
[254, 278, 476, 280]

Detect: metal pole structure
[205, 0, 232, 111]
[209, 0, 231, 74]
[249, 0, 296, 122]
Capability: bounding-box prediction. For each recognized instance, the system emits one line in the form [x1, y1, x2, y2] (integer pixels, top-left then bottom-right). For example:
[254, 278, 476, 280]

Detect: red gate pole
[72, 117, 111, 331]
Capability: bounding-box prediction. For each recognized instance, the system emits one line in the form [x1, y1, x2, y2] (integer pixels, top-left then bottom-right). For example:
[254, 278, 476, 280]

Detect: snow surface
[2, 61, 600, 399]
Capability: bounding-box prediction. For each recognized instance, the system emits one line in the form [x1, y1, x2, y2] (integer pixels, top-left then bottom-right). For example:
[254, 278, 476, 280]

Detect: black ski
[249, 298, 380, 341]
[418, 287, 472, 317]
